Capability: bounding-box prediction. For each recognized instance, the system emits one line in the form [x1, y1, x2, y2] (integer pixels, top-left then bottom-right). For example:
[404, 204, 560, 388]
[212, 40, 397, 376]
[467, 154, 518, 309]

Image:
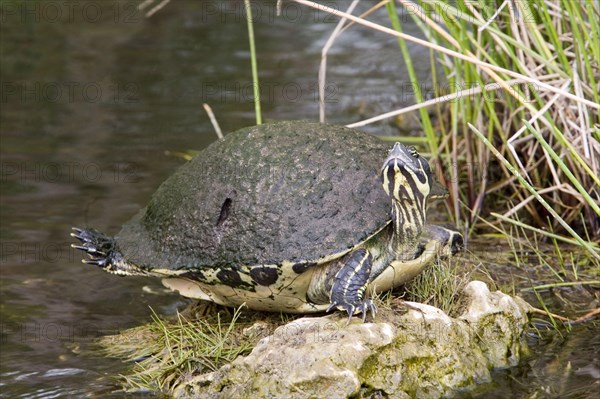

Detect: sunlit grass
[99, 305, 255, 393]
[402, 257, 472, 316]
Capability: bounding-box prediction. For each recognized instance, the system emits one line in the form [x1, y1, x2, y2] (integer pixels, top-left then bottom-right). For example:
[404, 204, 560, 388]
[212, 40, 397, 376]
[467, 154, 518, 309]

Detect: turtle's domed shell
[117, 121, 391, 269]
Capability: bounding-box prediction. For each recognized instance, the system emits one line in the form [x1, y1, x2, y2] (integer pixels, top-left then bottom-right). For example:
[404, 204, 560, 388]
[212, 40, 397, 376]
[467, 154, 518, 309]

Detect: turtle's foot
[71, 228, 146, 276]
[327, 298, 377, 322]
[327, 249, 376, 322]
[71, 227, 117, 267]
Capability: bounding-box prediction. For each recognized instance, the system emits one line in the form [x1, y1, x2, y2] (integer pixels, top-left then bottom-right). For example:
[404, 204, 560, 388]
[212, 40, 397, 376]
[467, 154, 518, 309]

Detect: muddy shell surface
[116, 121, 392, 271]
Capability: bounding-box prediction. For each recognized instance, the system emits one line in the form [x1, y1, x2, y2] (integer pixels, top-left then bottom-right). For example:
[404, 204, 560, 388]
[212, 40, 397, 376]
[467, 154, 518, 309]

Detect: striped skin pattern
[382, 144, 432, 260]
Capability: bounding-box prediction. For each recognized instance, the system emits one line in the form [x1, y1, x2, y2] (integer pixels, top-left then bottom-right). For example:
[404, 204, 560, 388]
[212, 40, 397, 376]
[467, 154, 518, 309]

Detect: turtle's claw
[71, 227, 115, 269]
[359, 300, 377, 322]
[83, 258, 107, 267]
[345, 304, 356, 322]
[70, 227, 88, 241]
[71, 244, 106, 257]
[326, 300, 355, 322]
[325, 301, 337, 313]
[327, 299, 376, 322]
[70, 227, 146, 276]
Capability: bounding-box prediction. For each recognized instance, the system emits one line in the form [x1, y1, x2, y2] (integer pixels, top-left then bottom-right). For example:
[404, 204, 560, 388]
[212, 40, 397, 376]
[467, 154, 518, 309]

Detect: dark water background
[1, 1, 598, 398]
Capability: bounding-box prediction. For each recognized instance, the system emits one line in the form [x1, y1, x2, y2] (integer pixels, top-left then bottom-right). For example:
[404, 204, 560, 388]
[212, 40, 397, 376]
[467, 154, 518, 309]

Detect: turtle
[71, 121, 462, 320]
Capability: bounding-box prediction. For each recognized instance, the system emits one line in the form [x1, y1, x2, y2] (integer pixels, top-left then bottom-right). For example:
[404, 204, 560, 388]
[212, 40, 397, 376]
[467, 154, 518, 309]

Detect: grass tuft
[402, 257, 473, 316]
[98, 305, 256, 394]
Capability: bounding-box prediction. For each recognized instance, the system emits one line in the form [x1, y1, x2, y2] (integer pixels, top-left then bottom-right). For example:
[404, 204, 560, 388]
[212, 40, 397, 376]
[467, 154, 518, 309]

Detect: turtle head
[381, 142, 433, 204]
[381, 143, 434, 254]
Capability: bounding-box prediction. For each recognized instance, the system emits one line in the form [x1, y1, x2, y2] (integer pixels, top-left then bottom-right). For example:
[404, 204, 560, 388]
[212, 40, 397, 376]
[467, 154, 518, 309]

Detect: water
[1, 1, 597, 398]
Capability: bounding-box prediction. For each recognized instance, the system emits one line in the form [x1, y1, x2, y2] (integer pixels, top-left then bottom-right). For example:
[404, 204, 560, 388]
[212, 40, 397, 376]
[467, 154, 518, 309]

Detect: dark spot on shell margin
[216, 269, 247, 288]
[249, 266, 279, 286]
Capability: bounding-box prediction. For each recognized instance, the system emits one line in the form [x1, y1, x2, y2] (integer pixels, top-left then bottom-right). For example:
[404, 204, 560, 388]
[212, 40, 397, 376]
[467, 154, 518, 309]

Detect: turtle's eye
[408, 146, 419, 158]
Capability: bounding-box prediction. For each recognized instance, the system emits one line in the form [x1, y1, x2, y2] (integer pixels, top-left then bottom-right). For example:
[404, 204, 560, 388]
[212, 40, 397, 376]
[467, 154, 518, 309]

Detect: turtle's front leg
[367, 225, 463, 295]
[326, 249, 377, 321]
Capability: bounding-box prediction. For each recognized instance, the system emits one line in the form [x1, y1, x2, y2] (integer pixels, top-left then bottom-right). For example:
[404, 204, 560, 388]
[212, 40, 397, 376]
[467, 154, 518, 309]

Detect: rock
[457, 280, 531, 369]
[173, 281, 533, 399]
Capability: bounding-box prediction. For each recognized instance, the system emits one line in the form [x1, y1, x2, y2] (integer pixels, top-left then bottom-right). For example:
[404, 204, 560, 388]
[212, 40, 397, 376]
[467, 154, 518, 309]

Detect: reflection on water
[1, 1, 597, 398]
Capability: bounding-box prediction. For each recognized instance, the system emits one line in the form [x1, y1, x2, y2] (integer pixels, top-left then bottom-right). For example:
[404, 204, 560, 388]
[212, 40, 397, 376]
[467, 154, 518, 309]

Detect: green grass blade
[244, 0, 262, 125]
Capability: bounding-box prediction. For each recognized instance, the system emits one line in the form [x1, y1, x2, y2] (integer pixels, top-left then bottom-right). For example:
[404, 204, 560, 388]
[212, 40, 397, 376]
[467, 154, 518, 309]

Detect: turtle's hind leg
[71, 227, 146, 276]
